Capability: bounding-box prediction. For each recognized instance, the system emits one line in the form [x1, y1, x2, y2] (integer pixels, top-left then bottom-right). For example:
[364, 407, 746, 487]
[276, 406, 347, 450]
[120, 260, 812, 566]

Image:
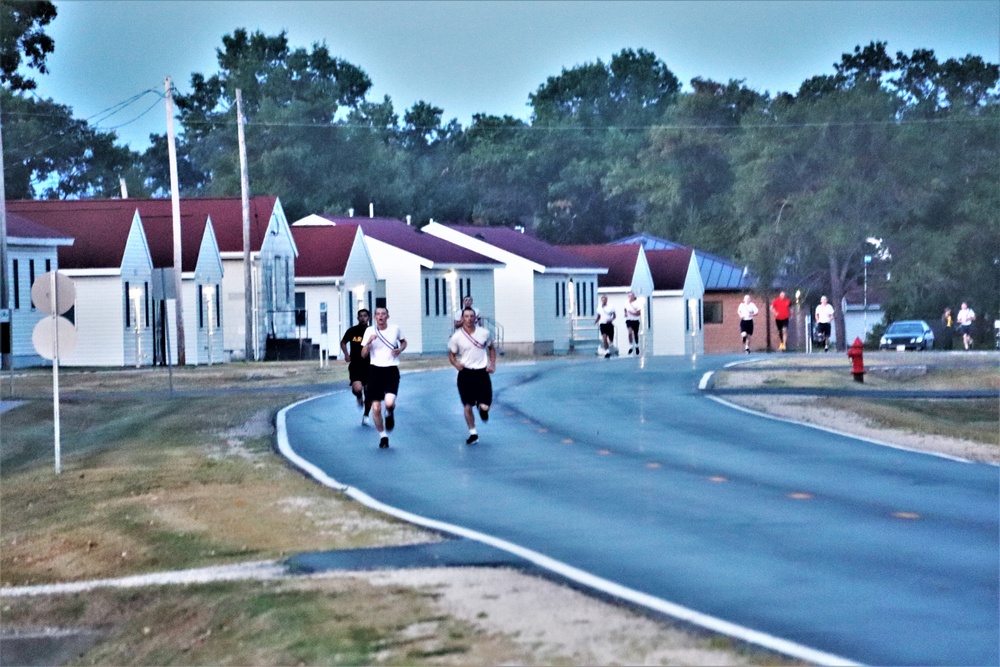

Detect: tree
[605, 78, 764, 252]
[1, 89, 139, 198]
[0, 0, 56, 92]
[522, 49, 682, 242]
[731, 83, 910, 349]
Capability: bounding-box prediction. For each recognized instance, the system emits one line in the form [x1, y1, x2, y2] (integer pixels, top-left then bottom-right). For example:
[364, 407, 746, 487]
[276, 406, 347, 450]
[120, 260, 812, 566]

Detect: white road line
[1, 561, 285, 598]
[275, 398, 862, 667]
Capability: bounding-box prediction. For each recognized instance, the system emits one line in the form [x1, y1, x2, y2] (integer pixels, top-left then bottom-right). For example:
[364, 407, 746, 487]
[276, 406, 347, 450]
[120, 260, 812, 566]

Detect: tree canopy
[4, 23, 998, 346]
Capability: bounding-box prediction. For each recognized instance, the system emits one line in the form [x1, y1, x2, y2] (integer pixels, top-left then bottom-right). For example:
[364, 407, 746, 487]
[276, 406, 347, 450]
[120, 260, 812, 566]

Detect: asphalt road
[279, 355, 999, 666]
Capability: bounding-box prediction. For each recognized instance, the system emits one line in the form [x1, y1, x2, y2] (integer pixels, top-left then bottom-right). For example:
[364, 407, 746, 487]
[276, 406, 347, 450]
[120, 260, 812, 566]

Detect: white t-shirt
[957, 307, 976, 326]
[362, 324, 405, 367]
[596, 304, 616, 324]
[448, 326, 493, 369]
[737, 302, 758, 320]
[624, 300, 642, 321]
[815, 303, 835, 324]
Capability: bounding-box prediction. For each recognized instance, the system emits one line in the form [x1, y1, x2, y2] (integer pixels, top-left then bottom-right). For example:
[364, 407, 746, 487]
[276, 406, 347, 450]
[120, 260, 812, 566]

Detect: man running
[770, 291, 791, 352]
[737, 294, 759, 354]
[453, 295, 482, 329]
[956, 301, 976, 350]
[361, 307, 407, 449]
[448, 306, 497, 445]
[339, 308, 372, 425]
[595, 295, 616, 358]
[815, 295, 835, 352]
[623, 291, 642, 355]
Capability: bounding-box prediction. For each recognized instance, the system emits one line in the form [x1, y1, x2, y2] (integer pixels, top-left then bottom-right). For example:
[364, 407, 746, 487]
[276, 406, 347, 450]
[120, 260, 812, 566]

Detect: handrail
[481, 316, 504, 355]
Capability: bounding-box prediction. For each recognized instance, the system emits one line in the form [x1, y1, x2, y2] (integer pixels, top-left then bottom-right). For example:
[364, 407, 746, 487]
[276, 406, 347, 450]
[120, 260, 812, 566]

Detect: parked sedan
[879, 320, 935, 351]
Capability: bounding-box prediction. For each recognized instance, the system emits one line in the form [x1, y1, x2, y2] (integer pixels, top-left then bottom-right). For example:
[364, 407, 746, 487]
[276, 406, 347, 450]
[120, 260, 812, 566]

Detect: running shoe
[379, 436, 389, 449]
[479, 407, 489, 422]
[466, 433, 479, 445]
[361, 415, 370, 426]
[635, 347, 639, 354]
[605, 352, 611, 358]
[385, 410, 395, 431]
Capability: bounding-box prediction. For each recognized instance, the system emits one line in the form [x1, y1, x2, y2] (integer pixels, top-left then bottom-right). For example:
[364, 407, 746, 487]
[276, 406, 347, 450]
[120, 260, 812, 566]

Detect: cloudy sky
[31, 0, 1000, 150]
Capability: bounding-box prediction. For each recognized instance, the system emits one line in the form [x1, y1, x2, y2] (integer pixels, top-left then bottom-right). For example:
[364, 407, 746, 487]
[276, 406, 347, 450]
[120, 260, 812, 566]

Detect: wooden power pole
[236, 89, 254, 361]
[165, 77, 186, 365]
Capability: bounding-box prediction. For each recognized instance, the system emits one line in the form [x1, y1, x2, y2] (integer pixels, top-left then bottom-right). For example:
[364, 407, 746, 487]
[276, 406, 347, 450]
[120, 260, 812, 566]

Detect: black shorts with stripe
[366, 366, 400, 401]
[457, 368, 492, 407]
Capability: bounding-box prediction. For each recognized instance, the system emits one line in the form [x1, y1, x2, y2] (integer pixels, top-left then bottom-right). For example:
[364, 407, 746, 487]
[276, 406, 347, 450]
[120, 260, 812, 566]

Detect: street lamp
[864, 255, 872, 336]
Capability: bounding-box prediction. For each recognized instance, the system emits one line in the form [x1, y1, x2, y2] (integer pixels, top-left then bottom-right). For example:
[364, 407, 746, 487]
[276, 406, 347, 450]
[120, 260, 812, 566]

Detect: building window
[555, 282, 560, 316]
[589, 282, 595, 317]
[424, 278, 430, 316]
[124, 281, 132, 328]
[12, 260, 19, 310]
[144, 282, 150, 327]
[198, 284, 204, 328]
[216, 284, 222, 327]
[28, 260, 35, 310]
[704, 300, 723, 324]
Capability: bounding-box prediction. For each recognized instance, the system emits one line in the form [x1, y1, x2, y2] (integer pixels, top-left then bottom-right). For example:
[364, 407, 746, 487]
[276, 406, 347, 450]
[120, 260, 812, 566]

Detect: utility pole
[236, 89, 254, 361]
[165, 77, 186, 365]
[1, 107, 10, 372]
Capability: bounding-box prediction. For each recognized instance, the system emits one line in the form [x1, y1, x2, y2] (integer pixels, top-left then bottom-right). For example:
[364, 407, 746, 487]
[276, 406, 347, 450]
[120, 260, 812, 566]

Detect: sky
[30, 0, 1000, 151]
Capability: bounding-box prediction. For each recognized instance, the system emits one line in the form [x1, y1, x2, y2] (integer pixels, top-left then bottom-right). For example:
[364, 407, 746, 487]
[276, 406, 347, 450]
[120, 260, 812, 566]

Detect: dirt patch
[721, 394, 999, 464]
[299, 568, 794, 666]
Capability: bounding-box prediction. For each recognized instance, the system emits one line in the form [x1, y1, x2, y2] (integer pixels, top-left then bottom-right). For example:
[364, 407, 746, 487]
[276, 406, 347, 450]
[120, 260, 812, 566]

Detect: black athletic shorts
[599, 322, 615, 340]
[626, 320, 640, 336]
[817, 322, 832, 337]
[366, 365, 400, 401]
[775, 318, 789, 331]
[348, 359, 370, 384]
[457, 368, 493, 407]
[740, 319, 754, 335]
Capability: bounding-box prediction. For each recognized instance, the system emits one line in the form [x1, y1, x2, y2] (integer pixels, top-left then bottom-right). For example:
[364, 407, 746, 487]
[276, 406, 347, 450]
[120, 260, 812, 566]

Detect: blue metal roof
[610, 233, 754, 290]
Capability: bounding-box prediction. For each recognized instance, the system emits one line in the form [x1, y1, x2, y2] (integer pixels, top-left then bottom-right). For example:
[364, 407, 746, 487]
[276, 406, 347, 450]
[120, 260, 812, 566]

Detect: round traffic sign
[31, 271, 76, 316]
[32, 316, 78, 360]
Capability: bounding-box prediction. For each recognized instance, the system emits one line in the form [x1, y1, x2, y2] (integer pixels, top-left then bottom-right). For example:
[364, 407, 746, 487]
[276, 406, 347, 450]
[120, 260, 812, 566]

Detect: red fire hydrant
[847, 337, 865, 383]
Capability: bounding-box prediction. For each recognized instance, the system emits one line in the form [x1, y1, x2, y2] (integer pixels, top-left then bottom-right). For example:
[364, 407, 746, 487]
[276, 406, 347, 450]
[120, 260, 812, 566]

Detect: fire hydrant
[847, 337, 865, 383]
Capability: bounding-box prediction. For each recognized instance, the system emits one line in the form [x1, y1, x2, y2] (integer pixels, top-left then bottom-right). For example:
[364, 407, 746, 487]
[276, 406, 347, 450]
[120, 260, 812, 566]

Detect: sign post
[31, 271, 76, 474]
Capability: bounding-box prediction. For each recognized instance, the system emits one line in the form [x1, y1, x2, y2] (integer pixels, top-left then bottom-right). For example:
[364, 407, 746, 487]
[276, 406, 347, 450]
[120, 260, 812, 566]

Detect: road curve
[279, 355, 999, 666]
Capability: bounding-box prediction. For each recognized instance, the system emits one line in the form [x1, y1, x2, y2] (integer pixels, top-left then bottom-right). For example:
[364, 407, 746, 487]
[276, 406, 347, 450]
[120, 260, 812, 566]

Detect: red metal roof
[6, 211, 73, 243]
[7, 197, 278, 271]
[291, 224, 358, 278]
[8, 199, 143, 270]
[318, 216, 500, 266]
[561, 244, 639, 287]
[645, 248, 694, 291]
[442, 225, 604, 270]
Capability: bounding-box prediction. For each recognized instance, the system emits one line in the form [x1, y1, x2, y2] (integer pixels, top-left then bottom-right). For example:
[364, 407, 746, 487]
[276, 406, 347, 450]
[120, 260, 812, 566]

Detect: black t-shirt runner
[341, 323, 370, 363]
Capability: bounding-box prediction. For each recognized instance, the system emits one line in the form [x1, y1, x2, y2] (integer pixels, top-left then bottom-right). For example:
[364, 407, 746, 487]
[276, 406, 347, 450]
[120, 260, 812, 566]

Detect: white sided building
[7, 200, 155, 367]
[289, 222, 379, 359]
[294, 215, 501, 355]
[3, 212, 74, 368]
[130, 197, 297, 361]
[561, 244, 655, 353]
[645, 248, 706, 356]
[423, 223, 607, 355]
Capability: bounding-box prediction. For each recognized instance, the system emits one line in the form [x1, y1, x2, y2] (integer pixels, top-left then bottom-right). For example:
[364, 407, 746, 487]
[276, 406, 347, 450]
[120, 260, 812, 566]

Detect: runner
[956, 302, 976, 351]
[361, 307, 407, 449]
[448, 306, 497, 445]
[623, 291, 642, 355]
[453, 295, 482, 329]
[595, 295, 616, 358]
[339, 308, 372, 425]
[770, 291, 791, 352]
[815, 296, 835, 352]
[737, 294, 759, 354]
